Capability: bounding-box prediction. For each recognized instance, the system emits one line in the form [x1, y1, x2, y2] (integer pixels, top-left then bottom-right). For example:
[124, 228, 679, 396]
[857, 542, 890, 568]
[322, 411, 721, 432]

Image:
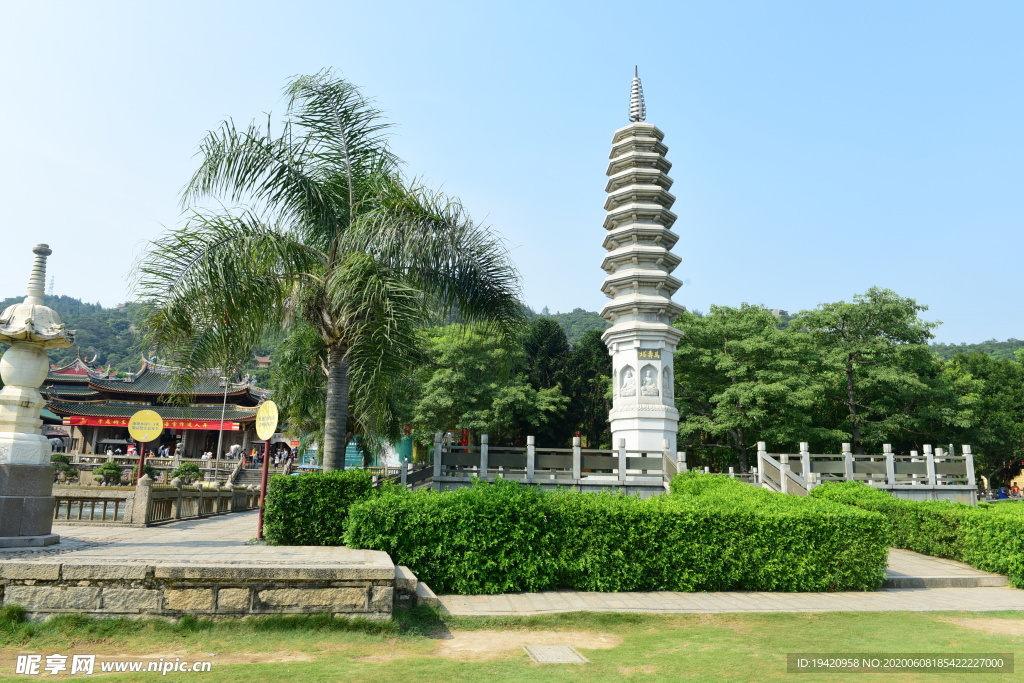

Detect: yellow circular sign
[128, 409, 164, 442]
[255, 401, 279, 440]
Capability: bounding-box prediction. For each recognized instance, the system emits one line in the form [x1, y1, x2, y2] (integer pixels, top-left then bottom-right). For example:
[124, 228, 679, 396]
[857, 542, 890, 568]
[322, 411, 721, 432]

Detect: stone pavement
[0, 511, 386, 569]
[438, 586, 1024, 616]
[886, 548, 1008, 588]
[3, 513, 1019, 616]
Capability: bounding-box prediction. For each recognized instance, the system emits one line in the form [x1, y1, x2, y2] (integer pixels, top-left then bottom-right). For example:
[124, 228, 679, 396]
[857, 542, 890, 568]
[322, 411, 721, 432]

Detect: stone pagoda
[600, 70, 684, 456]
[0, 244, 74, 546]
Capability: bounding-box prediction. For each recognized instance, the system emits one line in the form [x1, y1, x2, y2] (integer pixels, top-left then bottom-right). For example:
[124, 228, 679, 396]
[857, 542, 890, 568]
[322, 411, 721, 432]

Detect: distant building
[254, 355, 271, 369]
[45, 357, 268, 456]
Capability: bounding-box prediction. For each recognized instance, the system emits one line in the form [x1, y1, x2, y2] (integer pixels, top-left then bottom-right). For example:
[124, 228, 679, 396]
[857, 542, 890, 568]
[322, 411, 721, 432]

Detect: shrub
[93, 461, 126, 485]
[810, 481, 974, 559]
[133, 464, 160, 481]
[962, 505, 1024, 586]
[263, 469, 404, 546]
[50, 453, 77, 481]
[811, 481, 1024, 588]
[170, 463, 203, 484]
[343, 474, 889, 594]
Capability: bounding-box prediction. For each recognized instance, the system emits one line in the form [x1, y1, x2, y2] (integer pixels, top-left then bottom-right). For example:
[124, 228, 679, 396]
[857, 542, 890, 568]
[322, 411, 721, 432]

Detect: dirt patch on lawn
[945, 618, 1024, 636]
[433, 630, 621, 661]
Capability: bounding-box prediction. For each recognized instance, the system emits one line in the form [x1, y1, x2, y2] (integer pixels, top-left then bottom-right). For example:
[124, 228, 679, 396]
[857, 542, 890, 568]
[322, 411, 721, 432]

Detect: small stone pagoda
[600, 70, 684, 456]
[0, 244, 74, 546]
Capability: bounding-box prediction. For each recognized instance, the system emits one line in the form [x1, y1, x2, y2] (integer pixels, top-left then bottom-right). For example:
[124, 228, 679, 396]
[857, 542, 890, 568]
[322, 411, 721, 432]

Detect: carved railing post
[132, 474, 153, 526]
[479, 434, 489, 479]
[432, 433, 443, 480]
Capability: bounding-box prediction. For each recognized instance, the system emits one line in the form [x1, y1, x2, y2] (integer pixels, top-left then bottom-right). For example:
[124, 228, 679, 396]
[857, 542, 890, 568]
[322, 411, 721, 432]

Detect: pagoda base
[0, 534, 59, 548]
[0, 464, 57, 543]
[609, 405, 678, 455]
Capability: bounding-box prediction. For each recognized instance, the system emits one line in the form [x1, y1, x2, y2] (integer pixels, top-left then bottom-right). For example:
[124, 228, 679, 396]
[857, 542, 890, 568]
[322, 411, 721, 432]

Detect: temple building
[600, 69, 684, 456]
[44, 358, 268, 456]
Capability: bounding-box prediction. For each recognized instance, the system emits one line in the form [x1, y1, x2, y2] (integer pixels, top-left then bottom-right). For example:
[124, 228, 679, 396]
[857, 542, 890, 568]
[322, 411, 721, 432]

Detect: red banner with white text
[62, 416, 240, 431]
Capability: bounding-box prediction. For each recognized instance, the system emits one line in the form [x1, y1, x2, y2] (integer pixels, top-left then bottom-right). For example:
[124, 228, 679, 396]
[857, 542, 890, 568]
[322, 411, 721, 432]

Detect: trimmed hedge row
[342, 474, 889, 594]
[810, 481, 1024, 588]
[263, 469, 403, 545]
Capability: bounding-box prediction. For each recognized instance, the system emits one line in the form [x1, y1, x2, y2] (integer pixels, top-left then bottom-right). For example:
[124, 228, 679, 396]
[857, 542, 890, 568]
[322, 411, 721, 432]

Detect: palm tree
[135, 71, 524, 471]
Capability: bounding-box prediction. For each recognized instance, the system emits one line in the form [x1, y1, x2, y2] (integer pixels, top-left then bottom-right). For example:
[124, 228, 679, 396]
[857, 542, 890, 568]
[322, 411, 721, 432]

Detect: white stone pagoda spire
[0, 244, 74, 546]
[600, 71, 683, 457]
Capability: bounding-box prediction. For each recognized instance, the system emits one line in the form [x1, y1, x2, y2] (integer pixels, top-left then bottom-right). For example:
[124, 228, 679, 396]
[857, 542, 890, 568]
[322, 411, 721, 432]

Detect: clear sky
[1, 0, 1021, 344]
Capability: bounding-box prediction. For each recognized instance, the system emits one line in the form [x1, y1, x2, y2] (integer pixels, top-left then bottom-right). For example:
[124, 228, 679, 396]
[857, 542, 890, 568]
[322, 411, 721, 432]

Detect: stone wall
[0, 559, 396, 621]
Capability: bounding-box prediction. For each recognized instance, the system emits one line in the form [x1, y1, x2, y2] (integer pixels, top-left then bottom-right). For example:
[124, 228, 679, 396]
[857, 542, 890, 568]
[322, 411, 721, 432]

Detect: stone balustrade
[430, 433, 682, 497]
[52, 477, 260, 526]
[756, 441, 977, 504]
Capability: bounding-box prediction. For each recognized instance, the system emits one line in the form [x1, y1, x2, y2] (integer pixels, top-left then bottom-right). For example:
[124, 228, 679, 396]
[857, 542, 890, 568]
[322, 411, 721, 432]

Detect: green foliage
[793, 287, 974, 455]
[673, 305, 826, 471]
[944, 352, 1024, 484]
[931, 338, 1024, 361]
[564, 329, 612, 449]
[136, 71, 523, 473]
[93, 461, 126, 485]
[343, 475, 888, 594]
[961, 504, 1024, 586]
[50, 453, 77, 481]
[810, 481, 1024, 588]
[262, 469, 404, 545]
[525, 307, 608, 344]
[134, 464, 161, 481]
[411, 324, 568, 445]
[169, 462, 203, 484]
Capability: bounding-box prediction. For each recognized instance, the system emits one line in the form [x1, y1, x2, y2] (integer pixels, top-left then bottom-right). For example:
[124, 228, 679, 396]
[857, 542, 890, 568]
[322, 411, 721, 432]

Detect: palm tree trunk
[322, 344, 350, 471]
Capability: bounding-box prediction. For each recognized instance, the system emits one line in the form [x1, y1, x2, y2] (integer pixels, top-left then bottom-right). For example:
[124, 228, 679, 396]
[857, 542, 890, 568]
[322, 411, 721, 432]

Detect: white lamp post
[215, 375, 229, 459]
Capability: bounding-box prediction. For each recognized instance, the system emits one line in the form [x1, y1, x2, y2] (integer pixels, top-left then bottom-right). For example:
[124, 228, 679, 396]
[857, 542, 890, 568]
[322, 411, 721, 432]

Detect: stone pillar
[131, 475, 153, 525]
[0, 245, 75, 547]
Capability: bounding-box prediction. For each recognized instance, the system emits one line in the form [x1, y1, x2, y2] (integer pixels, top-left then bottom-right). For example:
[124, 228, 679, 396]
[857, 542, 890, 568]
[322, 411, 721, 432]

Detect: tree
[136, 71, 523, 471]
[672, 305, 823, 471]
[170, 462, 203, 484]
[793, 287, 970, 454]
[563, 329, 612, 449]
[522, 318, 570, 390]
[411, 324, 568, 445]
[50, 453, 77, 482]
[946, 352, 1024, 486]
[94, 461, 126, 486]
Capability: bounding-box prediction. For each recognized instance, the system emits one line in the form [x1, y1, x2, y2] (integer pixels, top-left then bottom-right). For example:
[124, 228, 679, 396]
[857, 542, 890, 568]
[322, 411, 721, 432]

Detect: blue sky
[1, 1, 1021, 344]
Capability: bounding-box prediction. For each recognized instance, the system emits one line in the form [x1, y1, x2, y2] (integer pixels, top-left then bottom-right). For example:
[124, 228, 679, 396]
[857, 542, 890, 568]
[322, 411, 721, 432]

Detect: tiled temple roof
[47, 399, 259, 422]
[46, 385, 101, 398]
[46, 357, 102, 384]
[87, 359, 264, 401]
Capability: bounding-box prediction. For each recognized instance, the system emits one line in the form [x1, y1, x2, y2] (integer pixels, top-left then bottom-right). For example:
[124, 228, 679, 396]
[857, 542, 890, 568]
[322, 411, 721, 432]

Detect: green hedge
[962, 505, 1024, 585]
[342, 474, 889, 594]
[810, 481, 1024, 588]
[263, 469, 403, 545]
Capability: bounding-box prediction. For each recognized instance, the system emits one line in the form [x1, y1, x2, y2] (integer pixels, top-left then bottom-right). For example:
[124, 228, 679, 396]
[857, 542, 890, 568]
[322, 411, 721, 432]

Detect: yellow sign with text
[128, 409, 164, 442]
[255, 401, 279, 440]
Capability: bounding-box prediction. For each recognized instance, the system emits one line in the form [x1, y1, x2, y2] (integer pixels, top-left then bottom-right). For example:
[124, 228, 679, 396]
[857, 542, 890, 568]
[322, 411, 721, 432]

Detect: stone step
[415, 581, 440, 608]
[884, 548, 1009, 589]
[883, 575, 1008, 589]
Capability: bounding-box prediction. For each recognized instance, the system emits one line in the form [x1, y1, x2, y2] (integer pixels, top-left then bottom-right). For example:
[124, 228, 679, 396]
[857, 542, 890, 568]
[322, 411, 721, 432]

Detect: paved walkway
[3, 514, 1020, 615]
[0, 511, 388, 569]
[437, 587, 1024, 616]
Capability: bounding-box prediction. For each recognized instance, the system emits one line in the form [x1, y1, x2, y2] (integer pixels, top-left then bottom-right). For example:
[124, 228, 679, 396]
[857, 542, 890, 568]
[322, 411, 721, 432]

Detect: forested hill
[5, 294, 1020, 366]
[526, 307, 608, 343]
[930, 339, 1024, 361]
[0, 295, 140, 372]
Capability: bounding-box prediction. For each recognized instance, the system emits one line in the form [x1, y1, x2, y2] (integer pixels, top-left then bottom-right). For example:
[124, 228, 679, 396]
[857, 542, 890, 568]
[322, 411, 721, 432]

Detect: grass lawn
[0, 606, 1021, 681]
